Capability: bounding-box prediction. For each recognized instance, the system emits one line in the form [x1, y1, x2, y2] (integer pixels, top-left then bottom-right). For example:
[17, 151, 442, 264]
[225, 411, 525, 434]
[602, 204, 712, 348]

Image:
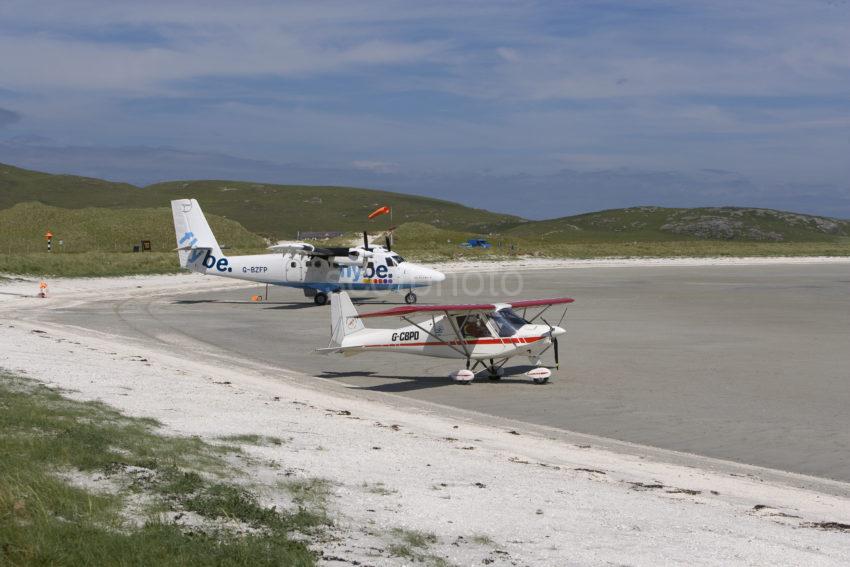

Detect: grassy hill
[0, 163, 523, 239]
[0, 163, 141, 209]
[1, 163, 848, 275]
[504, 206, 850, 243]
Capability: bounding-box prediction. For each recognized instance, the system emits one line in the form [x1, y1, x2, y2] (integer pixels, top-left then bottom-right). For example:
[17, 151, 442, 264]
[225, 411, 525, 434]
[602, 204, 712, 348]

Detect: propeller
[541, 317, 560, 369]
[385, 234, 392, 251]
[363, 231, 370, 251]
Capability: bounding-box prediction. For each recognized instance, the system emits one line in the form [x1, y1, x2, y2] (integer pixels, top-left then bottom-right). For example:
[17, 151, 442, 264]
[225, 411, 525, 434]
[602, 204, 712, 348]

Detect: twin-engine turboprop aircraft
[319, 291, 572, 384]
[171, 199, 445, 305]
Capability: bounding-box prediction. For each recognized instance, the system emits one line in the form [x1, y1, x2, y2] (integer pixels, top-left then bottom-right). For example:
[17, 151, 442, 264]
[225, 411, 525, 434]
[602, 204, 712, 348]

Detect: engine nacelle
[348, 249, 373, 262]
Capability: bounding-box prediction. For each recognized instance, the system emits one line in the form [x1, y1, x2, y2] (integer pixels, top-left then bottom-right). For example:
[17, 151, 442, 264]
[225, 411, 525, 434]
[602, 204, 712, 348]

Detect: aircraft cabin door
[285, 256, 304, 282]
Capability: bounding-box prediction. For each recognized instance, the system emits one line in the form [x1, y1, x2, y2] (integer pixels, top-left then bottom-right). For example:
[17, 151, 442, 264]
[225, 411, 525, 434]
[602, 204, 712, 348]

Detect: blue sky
[1, 0, 849, 219]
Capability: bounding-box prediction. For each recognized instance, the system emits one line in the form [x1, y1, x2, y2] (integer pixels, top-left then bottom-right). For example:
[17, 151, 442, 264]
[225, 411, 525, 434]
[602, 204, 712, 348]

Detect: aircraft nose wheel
[314, 292, 329, 306]
[404, 292, 418, 304]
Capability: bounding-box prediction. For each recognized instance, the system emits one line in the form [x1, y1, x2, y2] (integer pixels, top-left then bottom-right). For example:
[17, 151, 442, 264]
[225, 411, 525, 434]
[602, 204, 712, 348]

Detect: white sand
[433, 255, 850, 273]
[2, 268, 850, 565]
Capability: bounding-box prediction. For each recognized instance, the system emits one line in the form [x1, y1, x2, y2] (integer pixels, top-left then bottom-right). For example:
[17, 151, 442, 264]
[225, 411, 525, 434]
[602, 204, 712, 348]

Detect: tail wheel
[314, 292, 329, 306]
[404, 292, 417, 304]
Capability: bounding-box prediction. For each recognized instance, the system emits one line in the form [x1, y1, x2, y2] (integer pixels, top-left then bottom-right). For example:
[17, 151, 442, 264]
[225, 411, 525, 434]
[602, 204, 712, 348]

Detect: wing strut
[401, 315, 468, 358]
[526, 305, 552, 324]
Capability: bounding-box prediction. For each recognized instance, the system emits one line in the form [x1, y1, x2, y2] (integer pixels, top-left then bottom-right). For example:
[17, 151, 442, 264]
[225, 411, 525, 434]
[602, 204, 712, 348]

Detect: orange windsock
[368, 206, 391, 219]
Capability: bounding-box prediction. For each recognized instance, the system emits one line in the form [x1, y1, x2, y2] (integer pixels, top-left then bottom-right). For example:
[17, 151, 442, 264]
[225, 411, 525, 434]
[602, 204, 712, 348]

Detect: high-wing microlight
[319, 291, 572, 384]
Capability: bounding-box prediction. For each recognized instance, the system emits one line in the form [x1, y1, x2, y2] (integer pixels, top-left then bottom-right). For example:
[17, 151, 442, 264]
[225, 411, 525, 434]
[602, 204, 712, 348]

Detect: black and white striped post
[45, 231, 53, 252]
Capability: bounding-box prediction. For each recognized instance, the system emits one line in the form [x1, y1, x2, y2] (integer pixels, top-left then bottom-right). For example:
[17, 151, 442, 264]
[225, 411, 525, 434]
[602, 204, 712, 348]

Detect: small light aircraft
[319, 291, 573, 384]
[171, 199, 445, 305]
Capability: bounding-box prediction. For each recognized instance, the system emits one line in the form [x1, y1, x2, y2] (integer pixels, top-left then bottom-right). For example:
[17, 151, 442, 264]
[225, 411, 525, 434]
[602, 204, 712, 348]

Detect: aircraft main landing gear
[404, 291, 418, 304]
[314, 292, 329, 306]
[487, 358, 504, 380]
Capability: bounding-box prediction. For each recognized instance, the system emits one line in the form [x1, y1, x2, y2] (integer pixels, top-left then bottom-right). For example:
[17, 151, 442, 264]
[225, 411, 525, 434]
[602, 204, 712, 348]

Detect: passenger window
[313, 260, 322, 268]
[290, 262, 296, 268]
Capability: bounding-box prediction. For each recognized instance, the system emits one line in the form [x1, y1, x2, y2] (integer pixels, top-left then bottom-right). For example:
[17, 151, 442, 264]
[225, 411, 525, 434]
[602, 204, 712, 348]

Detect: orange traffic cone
[38, 280, 48, 298]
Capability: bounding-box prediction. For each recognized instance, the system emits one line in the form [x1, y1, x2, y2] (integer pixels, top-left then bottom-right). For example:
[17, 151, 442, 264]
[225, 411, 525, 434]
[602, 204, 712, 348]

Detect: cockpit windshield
[392, 255, 406, 263]
[490, 308, 529, 337]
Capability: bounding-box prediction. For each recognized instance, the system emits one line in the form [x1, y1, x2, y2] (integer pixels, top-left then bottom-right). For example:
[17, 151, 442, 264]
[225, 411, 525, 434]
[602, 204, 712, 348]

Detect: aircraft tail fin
[171, 199, 222, 271]
[330, 291, 365, 347]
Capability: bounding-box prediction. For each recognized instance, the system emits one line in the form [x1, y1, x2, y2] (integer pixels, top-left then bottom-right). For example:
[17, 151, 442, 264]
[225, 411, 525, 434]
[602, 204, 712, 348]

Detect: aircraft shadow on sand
[172, 299, 316, 310]
[319, 366, 548, 393]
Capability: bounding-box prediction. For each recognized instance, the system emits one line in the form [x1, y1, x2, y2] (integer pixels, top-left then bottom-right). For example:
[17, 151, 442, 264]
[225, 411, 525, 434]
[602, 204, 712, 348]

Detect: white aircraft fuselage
[336, 314, 562, 361]
[184, 247, 444, 294]
[171, 198, 444, 303]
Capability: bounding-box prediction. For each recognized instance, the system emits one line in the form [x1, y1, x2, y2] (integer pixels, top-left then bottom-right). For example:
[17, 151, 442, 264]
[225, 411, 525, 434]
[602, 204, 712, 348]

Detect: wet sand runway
[44, 263, 850, 481]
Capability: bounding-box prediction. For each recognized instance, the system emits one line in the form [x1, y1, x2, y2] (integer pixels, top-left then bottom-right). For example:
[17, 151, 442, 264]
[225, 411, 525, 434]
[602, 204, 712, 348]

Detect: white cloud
[351, 160, 399, 173]
[496, 47, 520, 62]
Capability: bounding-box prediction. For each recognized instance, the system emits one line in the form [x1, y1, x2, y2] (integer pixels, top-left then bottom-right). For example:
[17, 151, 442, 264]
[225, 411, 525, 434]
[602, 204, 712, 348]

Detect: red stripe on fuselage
[363, 335, 546, 348]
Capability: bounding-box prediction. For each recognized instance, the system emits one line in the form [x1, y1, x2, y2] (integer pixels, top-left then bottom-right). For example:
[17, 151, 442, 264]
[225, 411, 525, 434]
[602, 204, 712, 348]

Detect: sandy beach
[2, 262, 850, 565]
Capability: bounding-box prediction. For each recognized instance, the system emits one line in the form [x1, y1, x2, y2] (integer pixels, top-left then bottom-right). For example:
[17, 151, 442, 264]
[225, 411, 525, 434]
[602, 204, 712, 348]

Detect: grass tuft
[0, 372, 319, 566]
[218, 433, 285, 446]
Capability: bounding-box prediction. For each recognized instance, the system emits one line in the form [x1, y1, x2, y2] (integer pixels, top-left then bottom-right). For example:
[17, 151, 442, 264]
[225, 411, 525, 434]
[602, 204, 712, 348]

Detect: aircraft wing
[267, 242, 354, 258]
[506, 298, 575, 309]
[356, 298, 574, 319]
[268, 242, 317, 254]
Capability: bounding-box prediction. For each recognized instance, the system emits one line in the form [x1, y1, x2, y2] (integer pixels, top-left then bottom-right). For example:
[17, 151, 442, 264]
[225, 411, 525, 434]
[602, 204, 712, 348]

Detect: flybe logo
[341, 264, 391, 280]
[180, 231, 232, 272]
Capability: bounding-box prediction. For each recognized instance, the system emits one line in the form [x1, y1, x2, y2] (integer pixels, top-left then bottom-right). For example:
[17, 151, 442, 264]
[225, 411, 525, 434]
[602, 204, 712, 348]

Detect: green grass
[390, 528, 437, 549]
[0, 372, 319, 566]
[386, 528, 449, 566]
[362, 481, 397, 496]
[217, 434, 285, 446]
[282, 478, 333, 510]
[470, 534, 495, 546]
[0, 201, 266, 254]
[2, 235, 847, 278]
[0, 252, 183, 277]
[389, 221, 850, 261]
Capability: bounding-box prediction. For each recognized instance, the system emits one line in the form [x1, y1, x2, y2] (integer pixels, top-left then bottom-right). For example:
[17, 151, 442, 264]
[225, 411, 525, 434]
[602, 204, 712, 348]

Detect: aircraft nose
[551, 326, 567, 338]
[427, 268, 445, 282]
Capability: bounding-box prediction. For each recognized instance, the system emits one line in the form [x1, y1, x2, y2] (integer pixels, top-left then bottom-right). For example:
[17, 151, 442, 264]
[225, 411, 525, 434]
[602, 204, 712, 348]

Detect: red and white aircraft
[319, 292, 573, 384]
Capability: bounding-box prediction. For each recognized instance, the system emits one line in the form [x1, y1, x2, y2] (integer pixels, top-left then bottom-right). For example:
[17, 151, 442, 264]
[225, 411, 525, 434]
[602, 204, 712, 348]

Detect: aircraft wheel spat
[526, 367, 551, 384]
[450, 369, 475, 384]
